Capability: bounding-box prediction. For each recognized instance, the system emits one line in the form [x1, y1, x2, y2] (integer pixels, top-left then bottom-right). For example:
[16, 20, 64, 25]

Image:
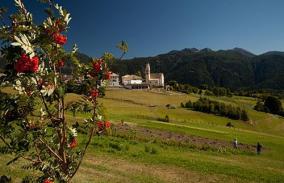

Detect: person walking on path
[233, 138, 238, 149]
[256, 142, 262, 155]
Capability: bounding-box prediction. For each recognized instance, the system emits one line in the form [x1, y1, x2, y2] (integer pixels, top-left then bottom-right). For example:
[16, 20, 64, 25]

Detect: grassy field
[1, 88, 284, 182]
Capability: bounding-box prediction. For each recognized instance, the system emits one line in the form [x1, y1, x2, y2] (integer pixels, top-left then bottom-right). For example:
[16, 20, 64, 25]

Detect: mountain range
[110, 48, 284, 90]
[0, 48, 283, 90]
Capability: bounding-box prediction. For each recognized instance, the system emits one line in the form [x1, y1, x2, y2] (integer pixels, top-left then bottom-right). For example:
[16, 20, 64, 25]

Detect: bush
[166, 104, 176, 109]
[144, 145, 150, 153]
[240, 110, 249, 121]
[150, 147, 158, 154]
[264, 96, 283, 114]
[226, 122, 234, 127]
[254, 96, 284, 116]
[185, 100, 192, 108]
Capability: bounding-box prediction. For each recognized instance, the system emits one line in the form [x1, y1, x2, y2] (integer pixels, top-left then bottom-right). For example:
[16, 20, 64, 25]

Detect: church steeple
[145, 63, 150, 83]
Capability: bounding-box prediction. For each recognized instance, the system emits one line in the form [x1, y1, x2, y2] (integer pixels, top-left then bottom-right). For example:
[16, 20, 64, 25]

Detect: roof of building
[122, 74, 142, 80]
[111, 73, 119, 76]
[150, 73, 164, 79]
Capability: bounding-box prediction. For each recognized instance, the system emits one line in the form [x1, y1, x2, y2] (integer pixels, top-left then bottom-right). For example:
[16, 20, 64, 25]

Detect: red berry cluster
[96, 121, 111, 131]
[91, 59, 112, 80]
[15, 54, 39, 73]
[69, 137, 77, 149]
[53, 32, 67, 45]
[56, 60, 65, 68]
[43, 178, 53, 183]
[90, 89, 99, 99]
[92, 59, 103, 73]
[45, 19, 67, 45]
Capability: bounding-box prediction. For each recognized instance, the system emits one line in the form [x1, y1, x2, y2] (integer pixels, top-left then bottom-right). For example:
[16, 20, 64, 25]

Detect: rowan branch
[39, 138, 63, 162]
[69, 100, 98, 180]
[0, 135, 11, 148]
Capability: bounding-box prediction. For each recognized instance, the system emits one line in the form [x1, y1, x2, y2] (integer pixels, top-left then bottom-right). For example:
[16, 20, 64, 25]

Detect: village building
[145, 63, 164, 87]
[108, 73, 120, 87]
[122, 75, 143, 85]
[121, 74, 149, 89]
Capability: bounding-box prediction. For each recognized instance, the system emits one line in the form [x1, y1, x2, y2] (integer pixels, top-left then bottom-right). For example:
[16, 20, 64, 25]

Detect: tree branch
[0, 135, 11, 148]
[39, 138, 64, 162]
[69, 100, 98, 180]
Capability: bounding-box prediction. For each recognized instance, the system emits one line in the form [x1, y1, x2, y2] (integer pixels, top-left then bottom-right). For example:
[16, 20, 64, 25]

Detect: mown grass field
[1, 88, 284, 182]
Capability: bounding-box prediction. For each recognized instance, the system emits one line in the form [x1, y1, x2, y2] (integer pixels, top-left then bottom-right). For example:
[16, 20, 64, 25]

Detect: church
[145, 63, 164, 87]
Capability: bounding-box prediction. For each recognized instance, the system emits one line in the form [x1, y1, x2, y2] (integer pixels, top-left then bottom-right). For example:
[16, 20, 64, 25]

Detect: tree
[264, 96, 283, 114]
[254, 101, 265, 112]
[240, 110, 249, 121]
[0, 1, 126, 182]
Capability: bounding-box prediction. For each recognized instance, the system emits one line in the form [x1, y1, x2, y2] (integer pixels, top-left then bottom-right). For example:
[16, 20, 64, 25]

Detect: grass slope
[1, 88, 284, 182]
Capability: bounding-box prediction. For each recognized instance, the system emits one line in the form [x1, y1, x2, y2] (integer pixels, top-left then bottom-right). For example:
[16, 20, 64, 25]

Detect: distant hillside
[109, 48, 284, 90]
[0, 48, 283, 90]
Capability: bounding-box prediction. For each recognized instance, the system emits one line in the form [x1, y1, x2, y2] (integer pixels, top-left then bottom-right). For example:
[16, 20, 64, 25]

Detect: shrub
[0, 1, 127, 181]
[144, 145, 150, 153]
[264, 96, 283, 114]
[240, 110, 249, 121]
[226, 122, 234, 127]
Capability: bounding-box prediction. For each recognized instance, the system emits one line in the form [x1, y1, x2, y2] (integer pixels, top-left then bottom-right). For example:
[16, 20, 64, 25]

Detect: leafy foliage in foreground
[0, 0, 126, 182]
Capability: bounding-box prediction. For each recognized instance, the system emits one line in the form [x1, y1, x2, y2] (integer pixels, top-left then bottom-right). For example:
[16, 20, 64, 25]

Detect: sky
[2, 0, 284, 58]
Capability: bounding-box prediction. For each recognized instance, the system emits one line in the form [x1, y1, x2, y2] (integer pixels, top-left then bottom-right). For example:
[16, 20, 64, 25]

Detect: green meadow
[1, 88, 284, 182]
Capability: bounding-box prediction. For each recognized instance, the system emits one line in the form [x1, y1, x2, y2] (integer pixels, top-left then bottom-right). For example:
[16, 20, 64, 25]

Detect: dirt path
[113, 123, 256, 153]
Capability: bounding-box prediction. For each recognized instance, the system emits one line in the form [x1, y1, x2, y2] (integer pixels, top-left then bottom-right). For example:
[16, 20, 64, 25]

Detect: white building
[121, 75, 143, 85]
[145, 63, 164, 87]
[108, 73, 120, 86]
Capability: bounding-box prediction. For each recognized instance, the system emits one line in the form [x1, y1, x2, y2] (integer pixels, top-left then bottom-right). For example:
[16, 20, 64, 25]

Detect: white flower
[40, 84, 55, 96]
[72, 44, 78, 54]
[69, 127, 77, 137]
[30, 77, 37, 85]
[97, 115, 102, 121]
[40, 108, 47, 117]
[13, 80, 25, 94]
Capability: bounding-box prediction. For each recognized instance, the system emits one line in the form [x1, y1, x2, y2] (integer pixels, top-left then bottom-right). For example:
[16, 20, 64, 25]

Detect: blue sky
[2, 0, 284, 58]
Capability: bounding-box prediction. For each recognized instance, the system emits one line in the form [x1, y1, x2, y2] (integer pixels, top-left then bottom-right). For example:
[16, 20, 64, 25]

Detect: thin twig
[0, 135, 11, 148]
[118, 52, 126, 61]
[34, 76, 53, 120]
[39, 138, 64, 162]
[69, 100, 98, 180]
[69, 126, 95, 180]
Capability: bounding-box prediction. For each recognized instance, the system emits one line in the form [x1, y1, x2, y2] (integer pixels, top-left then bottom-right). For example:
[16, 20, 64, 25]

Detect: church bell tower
[145, 63, 151, 84]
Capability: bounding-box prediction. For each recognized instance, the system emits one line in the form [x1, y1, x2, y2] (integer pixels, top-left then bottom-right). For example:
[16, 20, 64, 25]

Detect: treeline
[168, 81, 233, 97]
[168, 80, 199, 94]
[234, 89, 284, 100]
[201, 85, 232, 97]
[168, 81, 284, 103]
[181, 98, 249, 121]
[254, 96, 284, 117]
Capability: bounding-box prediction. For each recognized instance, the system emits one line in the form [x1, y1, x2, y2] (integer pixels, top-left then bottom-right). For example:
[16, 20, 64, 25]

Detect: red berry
[53, 33, 67, 45]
